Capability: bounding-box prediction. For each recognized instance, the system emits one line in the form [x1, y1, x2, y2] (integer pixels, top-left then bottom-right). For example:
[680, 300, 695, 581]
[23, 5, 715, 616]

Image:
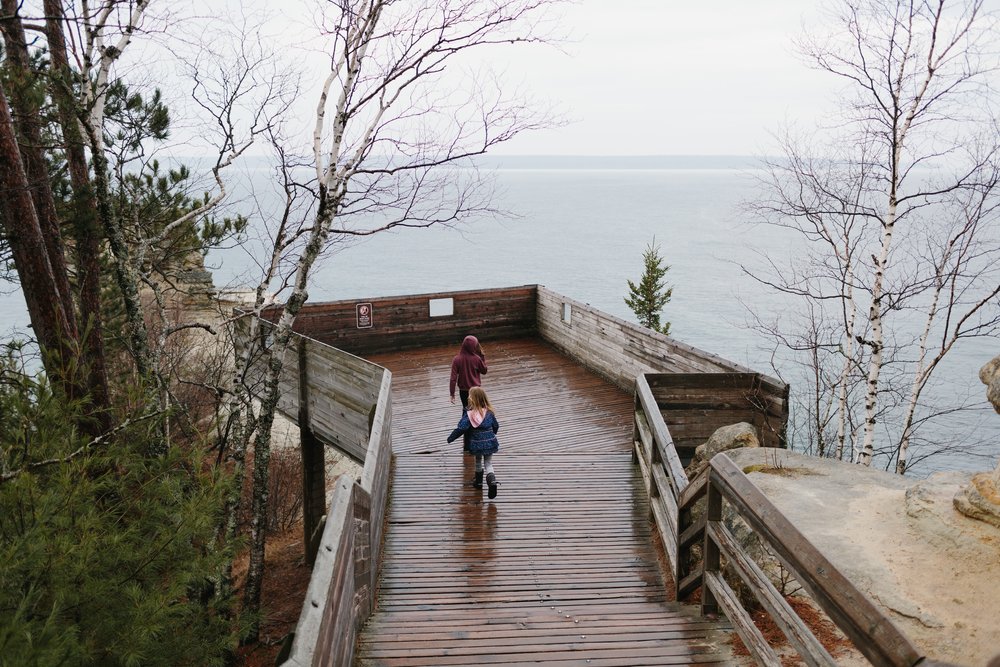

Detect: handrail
[633, 374, 689, 585]
[281, 366, 391, 665]
[631, 371, 953, 667]
[635, 374, 689, 496]
[704, 454, 923, 667]
[232, 324, 393, 667]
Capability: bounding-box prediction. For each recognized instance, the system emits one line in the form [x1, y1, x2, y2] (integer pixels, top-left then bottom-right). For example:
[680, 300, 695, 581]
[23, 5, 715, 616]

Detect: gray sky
[166, 0, 832, 158]
[488, 1, 831, 155]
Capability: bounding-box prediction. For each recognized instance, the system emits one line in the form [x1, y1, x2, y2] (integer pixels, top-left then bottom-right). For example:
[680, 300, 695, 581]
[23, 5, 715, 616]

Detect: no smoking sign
[356, 302, 373, 329]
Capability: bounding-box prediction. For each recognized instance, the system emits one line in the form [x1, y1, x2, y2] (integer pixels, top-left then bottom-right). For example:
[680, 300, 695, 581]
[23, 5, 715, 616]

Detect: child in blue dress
[447, 386, 501, 498]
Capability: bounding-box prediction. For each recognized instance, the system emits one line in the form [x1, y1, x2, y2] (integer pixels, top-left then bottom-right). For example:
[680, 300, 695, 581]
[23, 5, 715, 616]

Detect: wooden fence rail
[280, 366, 392, 667]
[235, 317, 393, 667]
[535, 286, 773, 393]
[631, 371, 955, 667]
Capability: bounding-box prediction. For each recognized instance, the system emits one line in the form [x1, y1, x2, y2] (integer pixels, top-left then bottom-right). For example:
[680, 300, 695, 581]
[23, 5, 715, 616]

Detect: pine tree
[0, 347, 243, 666]
[625, 239, 673, 335]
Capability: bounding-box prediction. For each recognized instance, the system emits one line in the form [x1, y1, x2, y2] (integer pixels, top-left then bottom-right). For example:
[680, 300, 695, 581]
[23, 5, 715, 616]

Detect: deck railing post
[778, 383, 791, 449]
[678, 502, 691, 589]
[631, 390, 640, 464]
[298, 337, 326, 566]
[701, 475, 723, 617]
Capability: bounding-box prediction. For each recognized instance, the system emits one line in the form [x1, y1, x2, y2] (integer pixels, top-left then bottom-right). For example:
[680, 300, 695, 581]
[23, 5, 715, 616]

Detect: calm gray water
[2, 159, 997, 475]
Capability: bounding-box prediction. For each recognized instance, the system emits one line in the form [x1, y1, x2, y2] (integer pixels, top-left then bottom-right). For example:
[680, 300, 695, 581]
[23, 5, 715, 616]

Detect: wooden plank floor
[358, 338, 734, 666]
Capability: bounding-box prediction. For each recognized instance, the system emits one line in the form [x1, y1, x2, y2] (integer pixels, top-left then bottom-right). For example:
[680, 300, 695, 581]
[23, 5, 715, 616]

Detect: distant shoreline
[152, 153, 773, 172]
[474, 154, 765, 170]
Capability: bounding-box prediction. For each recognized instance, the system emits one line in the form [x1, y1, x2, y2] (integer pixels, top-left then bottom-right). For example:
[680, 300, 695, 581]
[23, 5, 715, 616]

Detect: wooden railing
[262, 285, 538, 356]
[280, 368, 392, 667]
[632, 372, 952, 667]
[235, 317, 393, 667]
[536, 286, 764, 392]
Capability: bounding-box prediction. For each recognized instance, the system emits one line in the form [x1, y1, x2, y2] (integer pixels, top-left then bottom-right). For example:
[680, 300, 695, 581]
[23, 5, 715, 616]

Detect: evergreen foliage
[0, 347, 244, 666]
[625, 239, 673, 335]
[1, 23, 249, 665]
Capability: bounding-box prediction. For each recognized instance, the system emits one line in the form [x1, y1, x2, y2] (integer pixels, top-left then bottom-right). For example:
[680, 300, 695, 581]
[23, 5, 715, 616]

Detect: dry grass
[729, 595, 855, 666]
[742, 465, 818, 478]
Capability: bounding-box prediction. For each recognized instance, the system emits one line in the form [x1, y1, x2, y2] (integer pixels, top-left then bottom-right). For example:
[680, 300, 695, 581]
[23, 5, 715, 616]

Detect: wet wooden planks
[357, 338, 733, 666]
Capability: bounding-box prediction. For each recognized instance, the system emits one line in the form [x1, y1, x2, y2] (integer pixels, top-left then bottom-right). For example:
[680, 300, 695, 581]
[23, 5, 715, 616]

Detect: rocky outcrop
[727, 448, 1000, 665]
[954, 473, 1000, 529]
[954, 354, 1000, 527]
[981, 354, 1000, 415]
[686, 422, 760, 478]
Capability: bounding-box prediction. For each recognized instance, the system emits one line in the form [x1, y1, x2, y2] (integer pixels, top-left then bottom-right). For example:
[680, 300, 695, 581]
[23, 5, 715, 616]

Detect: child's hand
[450, 395, 456, 405]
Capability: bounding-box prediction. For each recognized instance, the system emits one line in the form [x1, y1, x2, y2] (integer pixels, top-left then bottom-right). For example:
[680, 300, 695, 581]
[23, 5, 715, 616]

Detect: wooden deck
[357, 338, 733, 666]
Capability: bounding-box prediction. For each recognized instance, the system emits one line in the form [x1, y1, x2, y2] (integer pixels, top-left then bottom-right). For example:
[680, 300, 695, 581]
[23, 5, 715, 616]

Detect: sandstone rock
[686, 422, 760, 478]
[981, 354, 1000, 414]
[955, 355, 1000, 526]
[954, 472, 1000, 530]
[726, 448, 1000, 664]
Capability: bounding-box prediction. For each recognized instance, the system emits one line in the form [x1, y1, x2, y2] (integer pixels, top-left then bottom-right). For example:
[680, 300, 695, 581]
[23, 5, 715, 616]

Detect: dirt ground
[232, 522, 312, 667]
[233, 413, 361, 667]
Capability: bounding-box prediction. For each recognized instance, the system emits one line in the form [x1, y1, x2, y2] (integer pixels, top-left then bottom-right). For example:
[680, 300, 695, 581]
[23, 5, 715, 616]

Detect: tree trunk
[835, 267, 858, 462]
[43, 0, 112, 433]
[0, 83, 78, 379]
[243, 189, 336, 641]
[84, 125, 154, 380]
[896, 279, 944, 474]
[0, 1, 78, 338]
[857, 199, 894, 466]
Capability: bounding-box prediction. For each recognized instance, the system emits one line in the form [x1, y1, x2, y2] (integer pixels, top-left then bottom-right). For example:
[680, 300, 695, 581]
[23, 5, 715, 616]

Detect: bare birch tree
[745, 0, 1000, 473]
[11, 1, 290, 450]
[224, 0, 563, 639]
[5, 0, 562, 641]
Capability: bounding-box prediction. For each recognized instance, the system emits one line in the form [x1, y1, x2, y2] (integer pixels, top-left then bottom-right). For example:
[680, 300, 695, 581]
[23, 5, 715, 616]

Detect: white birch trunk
[835, 268, 857, 461]
[857, 30, 936, 465]
[858, 198, 895, 466]
[242, 4, 376, 634]
[241, 188, 338, 634]
[896, 279, 944, 473]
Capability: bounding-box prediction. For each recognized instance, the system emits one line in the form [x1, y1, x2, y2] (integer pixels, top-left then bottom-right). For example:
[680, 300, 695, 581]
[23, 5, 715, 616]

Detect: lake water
[2, 158, 997, 475]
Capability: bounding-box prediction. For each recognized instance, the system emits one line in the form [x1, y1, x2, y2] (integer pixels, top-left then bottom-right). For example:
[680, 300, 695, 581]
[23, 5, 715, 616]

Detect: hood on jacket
[468, 408, 487, 427]
[461, 335, 480, 354]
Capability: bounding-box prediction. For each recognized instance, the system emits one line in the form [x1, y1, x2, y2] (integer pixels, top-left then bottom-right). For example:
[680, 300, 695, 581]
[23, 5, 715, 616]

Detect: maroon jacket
[450, 335, 487, 397]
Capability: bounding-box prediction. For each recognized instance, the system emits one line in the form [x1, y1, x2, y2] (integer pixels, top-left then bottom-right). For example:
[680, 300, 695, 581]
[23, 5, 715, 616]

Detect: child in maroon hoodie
[449, 335, 487, 452]
[449, 335, 487, 409]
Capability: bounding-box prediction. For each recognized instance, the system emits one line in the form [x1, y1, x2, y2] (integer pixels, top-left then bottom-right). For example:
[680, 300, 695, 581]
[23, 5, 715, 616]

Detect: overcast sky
[487, 1, 831, 156]
[162, 0, 835, 158]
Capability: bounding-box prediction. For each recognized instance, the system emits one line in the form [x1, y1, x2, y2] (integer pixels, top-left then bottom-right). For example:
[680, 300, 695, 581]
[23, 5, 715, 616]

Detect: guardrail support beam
[701, 480, 723, 617]
[298, 338, 327, 566]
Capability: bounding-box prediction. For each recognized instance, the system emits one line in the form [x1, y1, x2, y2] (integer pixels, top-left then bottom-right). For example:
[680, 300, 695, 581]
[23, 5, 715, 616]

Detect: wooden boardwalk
[358, 338, 733, 666]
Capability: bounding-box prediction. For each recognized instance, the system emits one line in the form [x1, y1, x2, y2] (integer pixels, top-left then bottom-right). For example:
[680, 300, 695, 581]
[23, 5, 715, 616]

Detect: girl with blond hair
[447, 386, 501, 498]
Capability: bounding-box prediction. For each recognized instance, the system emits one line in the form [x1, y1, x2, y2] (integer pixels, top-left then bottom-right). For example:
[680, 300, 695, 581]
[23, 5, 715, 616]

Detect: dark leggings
[459, 390, 471, 450]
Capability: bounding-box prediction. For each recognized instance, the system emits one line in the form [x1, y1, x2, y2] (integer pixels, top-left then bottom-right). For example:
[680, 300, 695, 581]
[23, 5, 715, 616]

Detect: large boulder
[980, 354, 1000, 415]
[686, 422, 760, 479]
[954, 354, 1000, 526]
[954, 473, 1000, 530]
